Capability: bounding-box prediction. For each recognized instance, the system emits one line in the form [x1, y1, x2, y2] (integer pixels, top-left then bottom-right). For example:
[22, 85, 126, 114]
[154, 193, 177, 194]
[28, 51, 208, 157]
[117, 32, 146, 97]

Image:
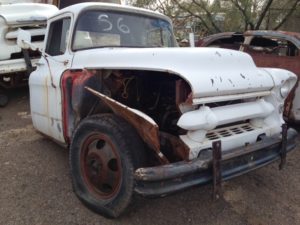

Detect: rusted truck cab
[19, 3, 298, 218]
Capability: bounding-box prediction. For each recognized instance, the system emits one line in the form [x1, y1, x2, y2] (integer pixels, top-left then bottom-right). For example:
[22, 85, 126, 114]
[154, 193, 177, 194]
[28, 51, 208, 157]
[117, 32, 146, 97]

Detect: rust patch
[61, 69, 88, 143]
[175, 79, 192, 107]
[160, 132, 189, 160]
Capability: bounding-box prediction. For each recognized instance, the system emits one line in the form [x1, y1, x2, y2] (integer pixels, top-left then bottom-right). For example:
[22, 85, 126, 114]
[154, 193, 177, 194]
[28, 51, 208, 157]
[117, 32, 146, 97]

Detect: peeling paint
[57, 123, 61, 133]
[215, 51, 221, 57]
[197, 30, 300, 122]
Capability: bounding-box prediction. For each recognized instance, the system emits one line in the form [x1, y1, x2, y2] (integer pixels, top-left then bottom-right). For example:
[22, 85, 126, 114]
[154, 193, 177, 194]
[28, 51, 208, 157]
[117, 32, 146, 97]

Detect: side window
[209, 36, 244, 50]
[45, 17, 71, 56]
[247, 37, 299, 57]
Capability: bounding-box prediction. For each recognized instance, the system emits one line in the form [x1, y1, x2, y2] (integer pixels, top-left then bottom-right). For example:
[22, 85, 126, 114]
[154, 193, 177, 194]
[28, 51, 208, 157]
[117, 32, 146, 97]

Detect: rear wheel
[70, 114, 145, 218]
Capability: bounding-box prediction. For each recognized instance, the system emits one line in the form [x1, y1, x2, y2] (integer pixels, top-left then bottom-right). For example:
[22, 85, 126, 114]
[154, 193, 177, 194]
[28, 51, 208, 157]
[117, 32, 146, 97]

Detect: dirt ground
[1, 89, 300, 225]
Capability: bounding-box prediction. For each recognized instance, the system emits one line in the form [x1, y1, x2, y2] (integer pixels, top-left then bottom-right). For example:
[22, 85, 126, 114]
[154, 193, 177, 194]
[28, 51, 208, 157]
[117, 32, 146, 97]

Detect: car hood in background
[0, 3, 58, 25]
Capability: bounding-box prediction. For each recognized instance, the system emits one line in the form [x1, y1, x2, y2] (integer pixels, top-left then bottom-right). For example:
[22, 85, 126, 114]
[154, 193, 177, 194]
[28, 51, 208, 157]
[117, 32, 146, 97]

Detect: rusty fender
[85, 87, 169, 164]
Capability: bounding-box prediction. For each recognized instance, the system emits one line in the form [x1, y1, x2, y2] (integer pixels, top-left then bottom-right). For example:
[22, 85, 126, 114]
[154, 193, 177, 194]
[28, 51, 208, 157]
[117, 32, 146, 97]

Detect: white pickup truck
[18, 2, 298, 218]
[0, 1, 57, 106]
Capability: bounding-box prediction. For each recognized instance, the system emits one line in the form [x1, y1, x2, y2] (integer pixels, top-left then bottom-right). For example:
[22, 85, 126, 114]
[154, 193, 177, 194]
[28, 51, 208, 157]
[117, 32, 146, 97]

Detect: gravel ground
[1, 89, 300, 225]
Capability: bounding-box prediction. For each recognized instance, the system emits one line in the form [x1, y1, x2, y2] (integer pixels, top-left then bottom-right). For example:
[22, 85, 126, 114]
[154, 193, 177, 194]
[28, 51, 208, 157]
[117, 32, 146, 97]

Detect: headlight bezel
[280, 80, 292, 99]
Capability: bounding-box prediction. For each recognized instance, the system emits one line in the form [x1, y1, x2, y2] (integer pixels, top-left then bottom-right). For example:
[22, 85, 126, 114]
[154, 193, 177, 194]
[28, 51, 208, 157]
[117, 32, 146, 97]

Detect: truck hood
[0, 3, 58, 25]
[72, 47, 275, 98]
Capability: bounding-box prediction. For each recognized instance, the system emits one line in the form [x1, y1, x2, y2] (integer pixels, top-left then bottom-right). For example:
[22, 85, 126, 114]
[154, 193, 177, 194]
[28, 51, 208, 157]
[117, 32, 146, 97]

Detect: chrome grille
[206, 124, 255, 140]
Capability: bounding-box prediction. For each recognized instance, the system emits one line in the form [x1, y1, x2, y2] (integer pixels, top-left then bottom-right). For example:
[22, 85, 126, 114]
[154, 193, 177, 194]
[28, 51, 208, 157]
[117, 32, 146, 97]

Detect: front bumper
[0, 58, 39, 75]
[134, 128, 298, 197]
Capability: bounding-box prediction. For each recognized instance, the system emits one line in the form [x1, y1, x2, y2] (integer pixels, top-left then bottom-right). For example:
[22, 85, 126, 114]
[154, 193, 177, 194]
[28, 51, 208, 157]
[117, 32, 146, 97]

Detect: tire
[0, 94, 8, 107]
[69, 114, 146, 218]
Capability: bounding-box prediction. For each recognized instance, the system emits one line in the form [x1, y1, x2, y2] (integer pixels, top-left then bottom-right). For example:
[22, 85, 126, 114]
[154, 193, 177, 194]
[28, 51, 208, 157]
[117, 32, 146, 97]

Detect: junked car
[0, 1, 58, 106]
[197, 30, 300, 123]
[17, 3, 298, 218]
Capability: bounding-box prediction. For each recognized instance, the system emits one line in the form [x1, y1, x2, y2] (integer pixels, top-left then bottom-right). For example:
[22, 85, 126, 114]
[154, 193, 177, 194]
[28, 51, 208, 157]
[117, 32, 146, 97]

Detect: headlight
[280, 80, 292, 98]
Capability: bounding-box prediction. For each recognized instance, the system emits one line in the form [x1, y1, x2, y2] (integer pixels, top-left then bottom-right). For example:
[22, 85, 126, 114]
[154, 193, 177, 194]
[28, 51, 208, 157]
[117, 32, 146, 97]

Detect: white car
[18, 2, 298, 218]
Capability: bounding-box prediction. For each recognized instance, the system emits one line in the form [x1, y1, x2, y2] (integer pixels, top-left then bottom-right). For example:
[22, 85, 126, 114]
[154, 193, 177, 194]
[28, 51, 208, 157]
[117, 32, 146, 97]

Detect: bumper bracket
[279, 124, 288, 170]
[212, 140, 222, 200]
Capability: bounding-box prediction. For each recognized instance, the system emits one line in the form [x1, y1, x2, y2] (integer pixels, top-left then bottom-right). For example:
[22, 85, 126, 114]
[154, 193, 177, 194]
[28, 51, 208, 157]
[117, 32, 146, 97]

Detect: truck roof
[49, 2, 172, 23]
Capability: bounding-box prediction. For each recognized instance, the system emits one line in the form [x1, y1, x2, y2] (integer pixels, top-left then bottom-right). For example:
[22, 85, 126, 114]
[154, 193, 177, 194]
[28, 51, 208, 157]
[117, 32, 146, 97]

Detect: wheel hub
[81, 134, 121, 199]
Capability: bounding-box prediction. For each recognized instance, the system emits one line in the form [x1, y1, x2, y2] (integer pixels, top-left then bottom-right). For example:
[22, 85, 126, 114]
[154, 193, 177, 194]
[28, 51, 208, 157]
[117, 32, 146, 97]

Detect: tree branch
[273, 0, 300, 30]
[230, 0, 254, 30]
[255, 0, 273, 30]
[191, 0, 221, 32]
[171, 0, 212, 32]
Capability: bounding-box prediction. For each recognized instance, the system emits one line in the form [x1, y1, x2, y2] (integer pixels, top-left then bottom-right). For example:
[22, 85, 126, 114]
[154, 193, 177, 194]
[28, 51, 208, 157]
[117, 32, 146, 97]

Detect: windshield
[73, 10, 176, 50]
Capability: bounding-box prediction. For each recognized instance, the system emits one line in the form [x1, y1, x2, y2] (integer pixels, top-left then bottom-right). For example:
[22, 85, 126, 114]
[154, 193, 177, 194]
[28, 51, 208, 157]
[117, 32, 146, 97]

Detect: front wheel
[70, 114, 145, 218]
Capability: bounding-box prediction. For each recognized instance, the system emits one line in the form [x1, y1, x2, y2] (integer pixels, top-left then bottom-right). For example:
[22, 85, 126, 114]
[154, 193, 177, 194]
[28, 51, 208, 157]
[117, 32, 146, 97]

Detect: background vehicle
[0, 0, 122, 107]
[54, 0, 120, 8]
[0, 1, 58, 106]
[197, 30, 300, 123]
[19, 3, 298, 218]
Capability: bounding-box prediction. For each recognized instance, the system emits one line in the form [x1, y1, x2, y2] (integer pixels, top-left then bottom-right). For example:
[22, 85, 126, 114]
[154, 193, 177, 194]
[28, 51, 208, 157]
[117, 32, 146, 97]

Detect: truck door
[29, 15, 73, 143]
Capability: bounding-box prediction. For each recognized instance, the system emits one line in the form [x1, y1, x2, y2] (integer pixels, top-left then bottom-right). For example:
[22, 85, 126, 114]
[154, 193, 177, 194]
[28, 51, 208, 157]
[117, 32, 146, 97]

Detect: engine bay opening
[83, 69, 192, 136]
[62, 69, 192, 163]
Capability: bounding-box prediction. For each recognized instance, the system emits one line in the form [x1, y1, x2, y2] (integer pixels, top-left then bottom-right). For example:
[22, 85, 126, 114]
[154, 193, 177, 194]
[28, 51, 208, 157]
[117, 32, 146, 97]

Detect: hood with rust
[72, 47, 275, 98]
[0, 3, 58, 25]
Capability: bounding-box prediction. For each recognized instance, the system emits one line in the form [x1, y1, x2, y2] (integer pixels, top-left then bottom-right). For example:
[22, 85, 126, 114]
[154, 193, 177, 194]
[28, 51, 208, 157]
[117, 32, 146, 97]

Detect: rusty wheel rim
[80, 133, 122, 199]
